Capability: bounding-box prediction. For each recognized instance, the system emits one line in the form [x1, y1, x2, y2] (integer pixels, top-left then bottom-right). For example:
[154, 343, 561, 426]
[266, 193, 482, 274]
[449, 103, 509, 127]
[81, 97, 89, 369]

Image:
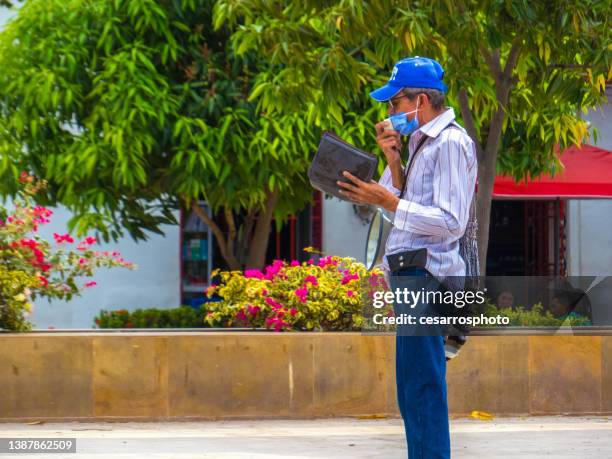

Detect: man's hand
[376, 121, 405, 191]
[375, 121, 402, 165]
[337, 171, 399, 212]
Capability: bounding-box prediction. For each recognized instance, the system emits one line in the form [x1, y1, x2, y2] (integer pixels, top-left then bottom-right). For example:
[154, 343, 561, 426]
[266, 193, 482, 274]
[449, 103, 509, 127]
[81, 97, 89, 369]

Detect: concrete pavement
[0, 417, 611, 458]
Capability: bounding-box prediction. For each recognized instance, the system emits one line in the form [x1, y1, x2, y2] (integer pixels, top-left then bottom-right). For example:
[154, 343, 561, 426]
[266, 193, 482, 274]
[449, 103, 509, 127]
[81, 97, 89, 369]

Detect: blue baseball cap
[369, 56, 448, 102]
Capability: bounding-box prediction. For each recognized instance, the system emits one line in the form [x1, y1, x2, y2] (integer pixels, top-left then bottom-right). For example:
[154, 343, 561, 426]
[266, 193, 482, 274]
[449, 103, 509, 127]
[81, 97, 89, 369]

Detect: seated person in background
[496, 290, 515, 309]
[550, 290, 592, 325]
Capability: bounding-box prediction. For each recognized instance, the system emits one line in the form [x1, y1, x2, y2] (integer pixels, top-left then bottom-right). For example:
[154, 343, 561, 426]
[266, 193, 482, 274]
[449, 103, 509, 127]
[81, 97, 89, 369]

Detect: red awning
[493, 144, 612, 199]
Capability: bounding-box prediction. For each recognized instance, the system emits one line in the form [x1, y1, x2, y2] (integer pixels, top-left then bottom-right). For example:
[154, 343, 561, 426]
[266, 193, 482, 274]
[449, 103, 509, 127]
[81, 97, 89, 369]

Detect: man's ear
[419, 93, 429, 107]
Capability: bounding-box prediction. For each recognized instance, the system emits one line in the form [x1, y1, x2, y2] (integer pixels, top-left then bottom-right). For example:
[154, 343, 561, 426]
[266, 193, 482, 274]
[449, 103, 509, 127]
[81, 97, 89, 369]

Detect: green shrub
[94, 306, 208, 328]
[483, 302, 591, 327]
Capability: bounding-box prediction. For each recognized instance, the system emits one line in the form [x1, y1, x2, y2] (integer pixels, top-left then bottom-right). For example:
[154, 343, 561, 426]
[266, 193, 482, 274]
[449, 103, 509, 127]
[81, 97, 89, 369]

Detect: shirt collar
[418, 107, 455, 138]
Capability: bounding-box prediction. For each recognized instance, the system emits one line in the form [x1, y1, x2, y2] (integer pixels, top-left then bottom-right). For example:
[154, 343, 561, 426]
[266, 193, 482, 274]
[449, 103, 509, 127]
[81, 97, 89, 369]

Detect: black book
[308, 131, 379, 201]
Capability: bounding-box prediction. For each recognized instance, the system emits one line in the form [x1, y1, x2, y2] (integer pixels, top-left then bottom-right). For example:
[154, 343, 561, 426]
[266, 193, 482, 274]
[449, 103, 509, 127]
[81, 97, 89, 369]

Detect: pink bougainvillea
[0, 172, 136, 331]
[203, 252, 388, 332]
[341, 273, 359, 285]
[244, 269, 265, 279]
[294, 287, 308, 303]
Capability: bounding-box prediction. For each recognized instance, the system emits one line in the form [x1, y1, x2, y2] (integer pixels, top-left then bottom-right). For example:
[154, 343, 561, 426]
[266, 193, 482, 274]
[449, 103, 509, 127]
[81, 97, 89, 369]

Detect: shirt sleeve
[378, 164, 403, 197]
[393, 132, 476, 239]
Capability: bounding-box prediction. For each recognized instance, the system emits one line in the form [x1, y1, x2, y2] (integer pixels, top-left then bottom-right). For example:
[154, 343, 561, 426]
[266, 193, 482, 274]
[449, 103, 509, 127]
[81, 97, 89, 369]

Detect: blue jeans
[391, 267, 450, 459]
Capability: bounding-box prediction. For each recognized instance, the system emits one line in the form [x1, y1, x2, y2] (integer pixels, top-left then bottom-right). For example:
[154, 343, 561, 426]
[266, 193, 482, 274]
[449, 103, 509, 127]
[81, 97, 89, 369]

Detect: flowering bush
[204, 253, 387, 331]
[0, 173, 136, 331]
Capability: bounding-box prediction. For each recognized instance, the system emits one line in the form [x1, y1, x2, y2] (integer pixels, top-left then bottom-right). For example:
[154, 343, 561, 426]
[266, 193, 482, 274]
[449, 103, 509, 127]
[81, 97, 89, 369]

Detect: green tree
[0, 0, 323, 270]
[215, 0, 611, 273]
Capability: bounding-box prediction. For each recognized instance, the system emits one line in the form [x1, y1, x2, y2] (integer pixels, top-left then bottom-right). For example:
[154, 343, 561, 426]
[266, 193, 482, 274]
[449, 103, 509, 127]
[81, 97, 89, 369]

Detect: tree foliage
[0, 0, 328, 270]
[215, 0, 611, 271]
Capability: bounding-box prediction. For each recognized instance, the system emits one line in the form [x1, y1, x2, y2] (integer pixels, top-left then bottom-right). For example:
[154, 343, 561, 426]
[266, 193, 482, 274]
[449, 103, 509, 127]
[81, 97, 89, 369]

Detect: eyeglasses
[388, 94, 410, 112]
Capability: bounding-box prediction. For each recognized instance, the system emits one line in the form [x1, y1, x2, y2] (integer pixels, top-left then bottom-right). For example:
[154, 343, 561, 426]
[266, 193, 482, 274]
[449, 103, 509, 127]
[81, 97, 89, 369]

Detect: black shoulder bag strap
[399, 135, 428, 199]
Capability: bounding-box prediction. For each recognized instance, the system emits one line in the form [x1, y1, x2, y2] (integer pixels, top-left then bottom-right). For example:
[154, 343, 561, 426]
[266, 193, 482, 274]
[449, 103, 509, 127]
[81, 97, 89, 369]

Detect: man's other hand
[375, 121, 402, 165]
[337, 171, 399, 212]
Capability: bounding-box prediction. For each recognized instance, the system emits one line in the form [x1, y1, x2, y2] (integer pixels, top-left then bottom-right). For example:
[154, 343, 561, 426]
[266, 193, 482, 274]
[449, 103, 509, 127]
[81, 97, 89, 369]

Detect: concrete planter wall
[0, 332, 611, 421]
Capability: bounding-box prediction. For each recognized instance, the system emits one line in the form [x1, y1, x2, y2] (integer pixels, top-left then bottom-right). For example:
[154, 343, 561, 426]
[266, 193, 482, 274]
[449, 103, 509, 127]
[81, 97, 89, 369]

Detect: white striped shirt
[378, 107, 477, 279]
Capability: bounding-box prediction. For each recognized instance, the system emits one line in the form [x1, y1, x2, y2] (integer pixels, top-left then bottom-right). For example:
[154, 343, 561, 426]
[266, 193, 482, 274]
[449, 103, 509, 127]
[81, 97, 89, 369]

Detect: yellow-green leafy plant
[205, 252, 387, 331]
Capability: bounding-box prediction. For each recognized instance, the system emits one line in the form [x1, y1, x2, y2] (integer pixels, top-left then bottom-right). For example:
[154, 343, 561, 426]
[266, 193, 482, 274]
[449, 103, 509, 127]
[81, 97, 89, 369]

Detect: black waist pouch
[387, 248, 428, 273]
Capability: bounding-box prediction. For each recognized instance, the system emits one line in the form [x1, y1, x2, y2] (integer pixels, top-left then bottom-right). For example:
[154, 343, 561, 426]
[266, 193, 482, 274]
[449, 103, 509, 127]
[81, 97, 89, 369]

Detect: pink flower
[264, 260, 284, 280]
[294, 287, 308, 303]
[247, 305, 260, 316]
[53, 233, 74, 244]
[265, 297, 283, 310]
[39, 263, 52, 272]
[368, 274, 381, 287]
[341, 273, 359, 285]
[317, 256, 339, 268]
[84, 281, 97, 288]
[289, 308, 298, 316]
[236, 308, 248, 323]
[317, 256, 329, 267]
[347, 290, 355, 297]
[307, 259, 314, 265]
[265, 316, 290, 332]
[244, 269, 265, 279]
[303, 275, 318, 286]
[79, 258, 87, 264]
[290, 260, 300, 267]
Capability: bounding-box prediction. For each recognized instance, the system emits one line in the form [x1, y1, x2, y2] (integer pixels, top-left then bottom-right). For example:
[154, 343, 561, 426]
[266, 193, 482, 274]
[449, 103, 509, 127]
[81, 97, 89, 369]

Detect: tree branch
[187, 198, 240, 270]
[246, 188, 280, 269]
[486, 39, 522, 156]
[503, 40, 521, 81]
[458, 87, 484, 163]
[237, 210, 256, 265]
[480, 45, 502, 80]
[224, 206, 237, 258]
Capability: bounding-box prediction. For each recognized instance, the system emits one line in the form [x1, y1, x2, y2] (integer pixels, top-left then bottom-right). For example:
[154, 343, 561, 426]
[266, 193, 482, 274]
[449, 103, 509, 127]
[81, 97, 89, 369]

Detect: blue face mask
[385, 98, 421, 136]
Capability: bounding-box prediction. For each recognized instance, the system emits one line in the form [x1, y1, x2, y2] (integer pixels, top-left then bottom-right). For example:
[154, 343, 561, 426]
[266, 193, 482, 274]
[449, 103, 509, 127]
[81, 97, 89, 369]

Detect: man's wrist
[388, 158, 403, 169]
[382, 194, 400, 213]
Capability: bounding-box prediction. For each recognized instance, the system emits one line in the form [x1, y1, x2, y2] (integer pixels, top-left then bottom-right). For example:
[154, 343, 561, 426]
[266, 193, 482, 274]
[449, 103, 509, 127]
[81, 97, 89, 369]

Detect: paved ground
[0, 417, 611, 458]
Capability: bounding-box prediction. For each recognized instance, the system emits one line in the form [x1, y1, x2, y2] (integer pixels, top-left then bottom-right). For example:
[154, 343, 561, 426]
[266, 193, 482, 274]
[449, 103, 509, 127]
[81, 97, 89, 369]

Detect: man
[337, 56, 477, 458]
